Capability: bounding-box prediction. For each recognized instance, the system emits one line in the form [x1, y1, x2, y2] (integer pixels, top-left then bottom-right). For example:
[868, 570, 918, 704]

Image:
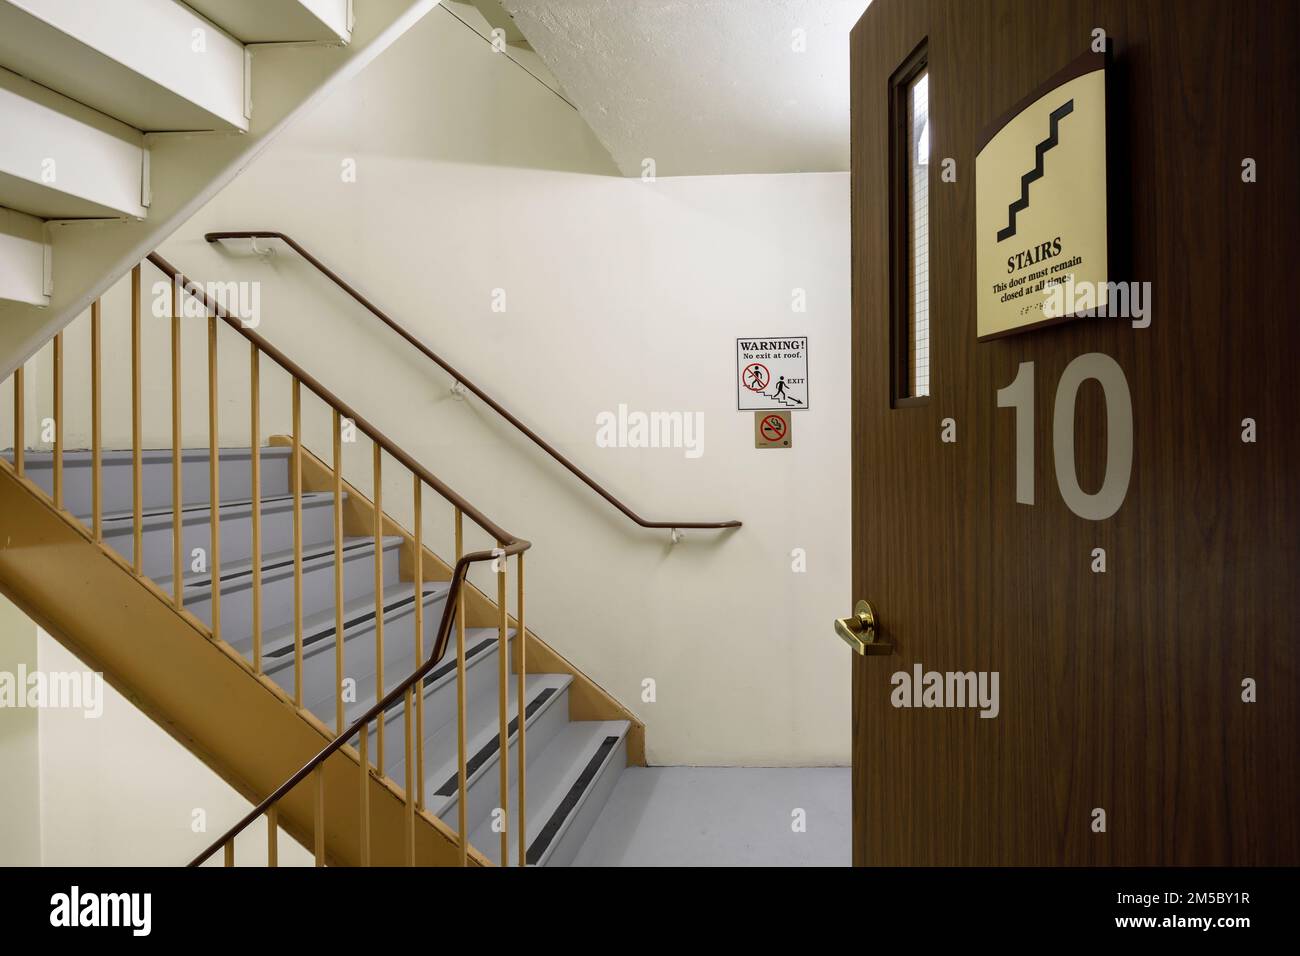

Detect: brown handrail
[188, 546, 520, 867]
[205, 231, 742, 532]
[150, 250, 532, 865]
[148, 252, 518, 546]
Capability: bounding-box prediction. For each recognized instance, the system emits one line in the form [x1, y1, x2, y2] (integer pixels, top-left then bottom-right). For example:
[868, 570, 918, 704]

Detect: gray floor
[571, 767, 851, 867]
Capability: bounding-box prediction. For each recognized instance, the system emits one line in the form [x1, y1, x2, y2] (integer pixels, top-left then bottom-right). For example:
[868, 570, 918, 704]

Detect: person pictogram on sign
[744, 363, 769, 392]
[773, 376, 803, 405]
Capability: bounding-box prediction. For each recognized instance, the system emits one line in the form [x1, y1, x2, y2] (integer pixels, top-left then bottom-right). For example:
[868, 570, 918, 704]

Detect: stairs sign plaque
[737, 337, 810, 411]
[975, 50, 1108, 340]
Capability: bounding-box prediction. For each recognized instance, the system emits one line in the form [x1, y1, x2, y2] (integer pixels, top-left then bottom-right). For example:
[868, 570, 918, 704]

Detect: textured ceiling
[501, 0, 872, 176]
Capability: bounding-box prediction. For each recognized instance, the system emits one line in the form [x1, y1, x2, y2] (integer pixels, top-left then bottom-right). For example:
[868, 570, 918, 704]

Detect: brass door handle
[834, 600, 893, 655]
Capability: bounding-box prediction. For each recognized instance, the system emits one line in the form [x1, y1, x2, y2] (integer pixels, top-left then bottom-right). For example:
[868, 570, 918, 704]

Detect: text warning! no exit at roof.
[736, 337, 809, 411]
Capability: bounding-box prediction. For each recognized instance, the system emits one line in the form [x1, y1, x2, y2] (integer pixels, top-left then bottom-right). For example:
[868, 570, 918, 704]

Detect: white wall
[0, 596, 307, 866]
[5, 5, 852, 767]
[0, 594, 41, 865]
[0, 0, 442, 381]
[35, 632, 310, 866]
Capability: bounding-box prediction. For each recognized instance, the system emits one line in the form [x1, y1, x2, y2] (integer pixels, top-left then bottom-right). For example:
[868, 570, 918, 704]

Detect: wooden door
[849, 0, 1298, 864]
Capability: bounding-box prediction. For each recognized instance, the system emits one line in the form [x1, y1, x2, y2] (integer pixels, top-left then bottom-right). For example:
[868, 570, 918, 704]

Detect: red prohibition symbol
[742, 363, 770, 392]
[760, 415, 787, 442]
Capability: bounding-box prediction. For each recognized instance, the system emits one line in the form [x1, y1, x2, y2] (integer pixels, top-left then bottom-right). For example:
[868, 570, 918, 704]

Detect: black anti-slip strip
[265, 586, 455, 661]
[105, 493, 298, 525]
[423, 637, 494, 688]
[526, 735, 619, 865]
[435, 687, 558, 797]
[187, 539, 371, 590]
[266, 592, 419, 659]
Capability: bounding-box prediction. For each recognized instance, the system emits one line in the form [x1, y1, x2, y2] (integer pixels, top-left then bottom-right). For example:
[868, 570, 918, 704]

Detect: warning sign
[755, 411, 792, 448]
[737, 337, 809, 410]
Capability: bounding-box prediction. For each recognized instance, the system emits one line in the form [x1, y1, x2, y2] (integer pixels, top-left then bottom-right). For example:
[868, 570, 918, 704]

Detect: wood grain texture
[851, 0, 1298, 865]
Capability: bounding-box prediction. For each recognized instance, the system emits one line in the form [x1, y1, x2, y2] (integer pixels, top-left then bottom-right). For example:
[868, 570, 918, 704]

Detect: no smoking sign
[754, 410, 792, 449]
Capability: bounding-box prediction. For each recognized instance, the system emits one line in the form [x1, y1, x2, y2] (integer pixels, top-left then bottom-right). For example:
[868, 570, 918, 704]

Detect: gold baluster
[373, 443, 384, 770]
[171, 284, 183, 608]
[404, 686, 415, 866]
[413, 479, 424, 808]
[13, 364, 23, 478]
[131, 265, 142, 574]
[314, 766, 326, 867]
[223, 840, 234, 868]
[455, 509, 467, 866]
[517, 550, 526, 866]
[52, 332, 62, 510]
[90, 302, 102, 542]
[250, 345, 262, 672]
[497, 540, 509, 865]
[333, 410, 344, 734]
[267, 806, 278, 867]
[208, 314, 221, 640]
[359, 723, 371, 866]
[292, 379, 303, 705]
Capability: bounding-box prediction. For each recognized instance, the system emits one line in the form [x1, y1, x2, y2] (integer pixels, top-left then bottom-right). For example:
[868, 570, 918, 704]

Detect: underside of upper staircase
[0, 0, 439, 380]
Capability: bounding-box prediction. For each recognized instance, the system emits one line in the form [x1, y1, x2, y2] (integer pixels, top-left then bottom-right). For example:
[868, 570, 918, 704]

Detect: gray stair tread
[347, 627, 519, 740]
[256, 580, 450, 665]
[7, 443, 631, 867]
[469, 719, 631, 866]
[9, 447, 290, 465]
[156, 534, 400, 594]
[423, 672, 573, 809]
[98, 491, 336, 527]
[347, 626, 513, 721]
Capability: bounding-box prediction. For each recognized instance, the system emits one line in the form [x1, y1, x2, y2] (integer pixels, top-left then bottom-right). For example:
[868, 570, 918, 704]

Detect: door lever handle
[834, 600, 893, 655]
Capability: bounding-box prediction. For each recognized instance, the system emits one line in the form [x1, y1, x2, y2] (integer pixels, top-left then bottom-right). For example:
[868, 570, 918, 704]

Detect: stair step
[99, 491, 339, 581]
[0, 66, 147, 220]
[347, 625, 521, 770]
[469, 720, 631, 867]
[260, 581, 454, 716]
[259, 581, 443, 666]
[184, 0, 351, 43]
[335, 625, 507, 731]
[7, 442, 633, 866]
[0, 0, 249, 132]
[162, 535, 403, 643]
[11, 447, 294, 521]
[418, 672, 573, 826]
